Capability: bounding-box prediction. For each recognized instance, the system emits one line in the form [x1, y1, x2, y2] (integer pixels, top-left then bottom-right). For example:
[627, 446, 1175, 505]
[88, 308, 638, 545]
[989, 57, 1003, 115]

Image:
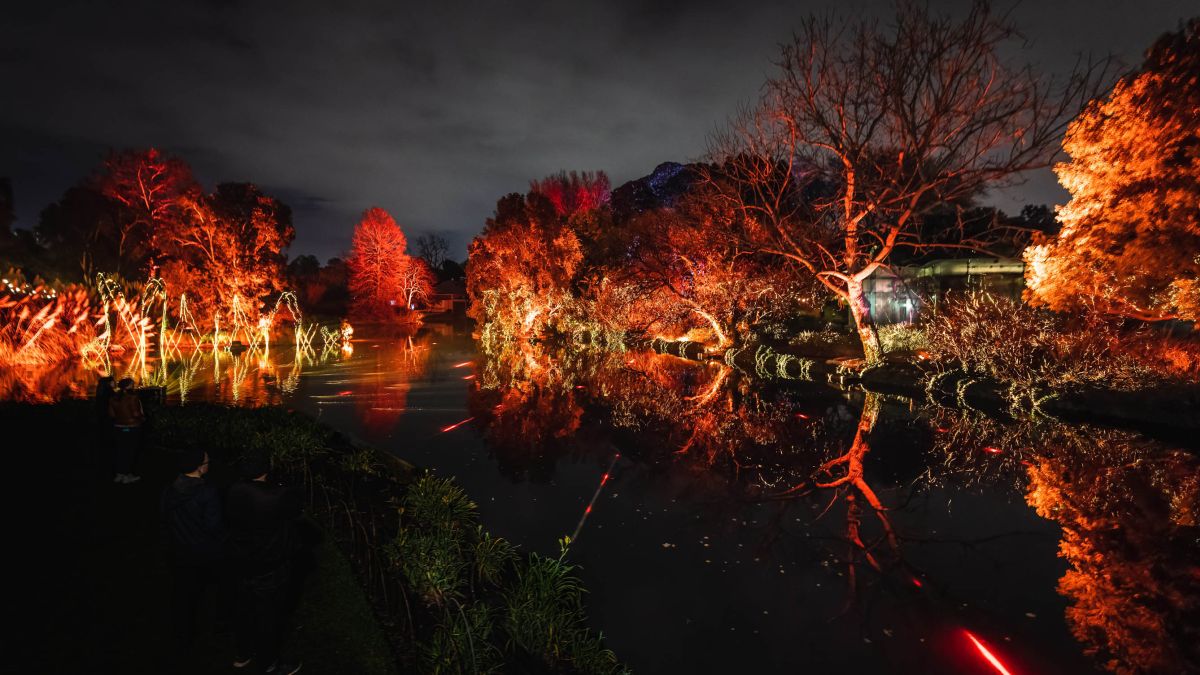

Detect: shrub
[922, 293, 1172, 398]
[877, 323, 928, 355]
[502, 552, 624, 675]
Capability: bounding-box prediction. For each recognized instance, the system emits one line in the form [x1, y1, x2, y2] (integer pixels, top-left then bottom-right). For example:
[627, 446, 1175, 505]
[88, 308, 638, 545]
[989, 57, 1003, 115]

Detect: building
[862, 257, 1025, 325]
[427, 279, 468, 314]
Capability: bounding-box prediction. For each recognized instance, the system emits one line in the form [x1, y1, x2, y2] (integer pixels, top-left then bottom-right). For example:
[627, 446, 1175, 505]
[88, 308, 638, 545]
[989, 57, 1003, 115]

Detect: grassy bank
[9, 399, 625, 674]
[5, 399, 395, 674]
[154, 403, 626, 674]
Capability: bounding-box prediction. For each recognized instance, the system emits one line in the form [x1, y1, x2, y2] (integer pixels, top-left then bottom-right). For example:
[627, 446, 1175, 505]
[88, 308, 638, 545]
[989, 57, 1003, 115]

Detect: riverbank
[623, 335, 1200, 434]
[6, 399, 395, 674]
[7, 398, 626, 674]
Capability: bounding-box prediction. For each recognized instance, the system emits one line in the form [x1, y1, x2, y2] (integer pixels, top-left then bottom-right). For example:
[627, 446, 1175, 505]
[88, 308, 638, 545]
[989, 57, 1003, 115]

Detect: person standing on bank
[107, 378, 144, 484]
[226, 456, 304, 674]
[161, 448, 225, 650]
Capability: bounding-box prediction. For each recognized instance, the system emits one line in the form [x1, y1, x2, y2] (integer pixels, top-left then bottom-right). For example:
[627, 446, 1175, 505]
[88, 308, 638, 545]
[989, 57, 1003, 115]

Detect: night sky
[2, 0, 1194, 262]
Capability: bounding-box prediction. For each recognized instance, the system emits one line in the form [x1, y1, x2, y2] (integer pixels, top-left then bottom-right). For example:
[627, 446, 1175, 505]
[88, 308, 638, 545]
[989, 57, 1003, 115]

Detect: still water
[4, 324, 1197, 674]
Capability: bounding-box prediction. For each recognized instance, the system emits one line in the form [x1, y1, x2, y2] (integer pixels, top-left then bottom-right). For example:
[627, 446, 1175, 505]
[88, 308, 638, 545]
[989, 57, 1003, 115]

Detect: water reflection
[4, 329, 1198, 672]
[0, 324, 432, 407]
[470, 339, 1200, 674]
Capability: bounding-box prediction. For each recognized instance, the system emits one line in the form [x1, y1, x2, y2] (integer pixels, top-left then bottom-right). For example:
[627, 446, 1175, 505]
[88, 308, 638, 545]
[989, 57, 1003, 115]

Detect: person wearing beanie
[160, 448, 225, 653]
[226, 456, 305, 674]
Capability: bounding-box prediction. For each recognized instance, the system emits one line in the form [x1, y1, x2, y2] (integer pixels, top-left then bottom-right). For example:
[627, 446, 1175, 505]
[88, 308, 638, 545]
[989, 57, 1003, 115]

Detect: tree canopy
[1025, 19, 1200, 322]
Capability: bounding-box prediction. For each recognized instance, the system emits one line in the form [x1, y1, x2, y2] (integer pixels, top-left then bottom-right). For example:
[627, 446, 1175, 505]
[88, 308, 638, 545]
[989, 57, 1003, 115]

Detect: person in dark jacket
[108, 378, 145, 483]
[226, 455, 304, 674]
[160, 447, 225, 650]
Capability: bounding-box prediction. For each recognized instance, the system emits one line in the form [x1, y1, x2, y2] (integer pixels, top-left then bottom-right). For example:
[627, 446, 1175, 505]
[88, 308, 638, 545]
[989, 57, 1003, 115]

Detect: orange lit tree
[1025, 20, 1200, 322]
[709, 1, 1104, 364]
[593, 194, 811, 347]
[156, 183, 294, 322]
[466, 191, 583, 340]
[347, 207, 421, 320]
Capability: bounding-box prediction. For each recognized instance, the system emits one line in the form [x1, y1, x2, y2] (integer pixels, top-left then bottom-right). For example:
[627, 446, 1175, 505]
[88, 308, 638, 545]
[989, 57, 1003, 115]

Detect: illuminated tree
[398, 257, 435, 310]
[347, 207, 418, 320]
[1025, 20, 1200, 322]
[466, 192, 583, 340]
[597, 194, 815, 347]
[529, 170, 611, 219]
[95, 148, 200, 269]
[709, 1, 1103, 363]
[158, 183, 294, 322]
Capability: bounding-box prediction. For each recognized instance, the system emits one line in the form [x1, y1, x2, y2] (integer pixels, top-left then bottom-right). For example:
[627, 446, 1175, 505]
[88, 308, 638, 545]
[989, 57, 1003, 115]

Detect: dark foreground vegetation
[10, 400, 623, 674]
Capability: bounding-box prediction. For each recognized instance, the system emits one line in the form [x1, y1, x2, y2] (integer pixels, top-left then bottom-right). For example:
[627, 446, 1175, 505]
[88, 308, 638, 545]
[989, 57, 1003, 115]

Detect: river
[3, 323, 1196, 674]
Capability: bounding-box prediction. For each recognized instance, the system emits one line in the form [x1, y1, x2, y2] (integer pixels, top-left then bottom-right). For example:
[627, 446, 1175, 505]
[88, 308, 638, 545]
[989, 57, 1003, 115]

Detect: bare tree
[706, 1, 1107, 363]
[415, 232, 449, 272]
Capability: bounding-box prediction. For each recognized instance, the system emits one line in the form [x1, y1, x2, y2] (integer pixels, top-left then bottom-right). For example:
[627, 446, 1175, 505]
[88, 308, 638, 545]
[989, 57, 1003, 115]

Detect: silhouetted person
[107, 378, 144, 484]
[226, 456, 304, 674]
[93, 375, 116, 474]
[161, 448, 225, 651]
[94, 376, 115, 427]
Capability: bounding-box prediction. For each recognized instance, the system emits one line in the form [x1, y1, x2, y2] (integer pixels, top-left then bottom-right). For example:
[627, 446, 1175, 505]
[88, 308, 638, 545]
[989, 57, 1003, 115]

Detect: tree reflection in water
[923, 407, 1200, 673]
[472, 339, 1200, 674]
[0, 327, 358, 405]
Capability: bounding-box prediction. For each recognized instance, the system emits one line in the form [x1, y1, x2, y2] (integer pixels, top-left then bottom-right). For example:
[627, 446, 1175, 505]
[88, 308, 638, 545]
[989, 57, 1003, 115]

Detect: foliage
[1025, 20, 1200, 322]
[382, 471, 619, 673]
[529, 170, 612, 219]
[502, 552, 625, 675]
[0, 276, 95, 366]
[876, 323, 928, 355]
[922, 293, 1170, 399]
[347, 207, 430, 321]
[706, 0, 1103, 363]
[151, 404, 332, 468]
[1027, 450, 1200, 673]
[31, 149, 295, 329]
[466, 191, 584, 340]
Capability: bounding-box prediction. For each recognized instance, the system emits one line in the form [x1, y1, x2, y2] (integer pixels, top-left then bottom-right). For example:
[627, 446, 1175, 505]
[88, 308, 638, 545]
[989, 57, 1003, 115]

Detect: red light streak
[463, 374, 475, 380]
[983, 446, 1003, 454]
[570, 452, 621, 543]
[964, 631, 1014, 675]
[337, 390, 353, 396]
[441, 417, 475, 433]
[911, 576, 923, 588]
[795, 412, 810, 420]
[452, 361, 473, 368]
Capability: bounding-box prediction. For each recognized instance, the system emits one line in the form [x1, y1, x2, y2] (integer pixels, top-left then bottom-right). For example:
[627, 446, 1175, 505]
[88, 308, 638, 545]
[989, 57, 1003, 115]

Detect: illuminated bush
[922, 293, 1167, 397]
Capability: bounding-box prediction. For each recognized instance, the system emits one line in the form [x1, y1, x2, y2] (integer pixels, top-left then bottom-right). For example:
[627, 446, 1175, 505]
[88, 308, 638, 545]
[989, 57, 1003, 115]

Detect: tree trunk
[846, 277, 882, 365]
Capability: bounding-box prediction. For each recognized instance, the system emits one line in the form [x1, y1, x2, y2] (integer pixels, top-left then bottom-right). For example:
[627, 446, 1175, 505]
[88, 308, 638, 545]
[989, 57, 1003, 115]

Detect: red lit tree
[96, 148, 200, 270]
[347, 207, 420, 320]
[1025, 20, 1200, 322]
[708, 1, 1103, 363]
[529, 170, 611, 219]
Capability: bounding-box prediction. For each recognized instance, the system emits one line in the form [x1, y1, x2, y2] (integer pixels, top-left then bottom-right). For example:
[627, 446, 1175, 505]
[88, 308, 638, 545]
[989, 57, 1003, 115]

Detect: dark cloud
[1, 0, 1195, 261]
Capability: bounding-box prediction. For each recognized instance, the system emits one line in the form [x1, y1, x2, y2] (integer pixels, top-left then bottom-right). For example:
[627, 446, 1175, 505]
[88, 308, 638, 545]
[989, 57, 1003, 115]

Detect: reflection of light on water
[964, 631, 1014, 675]
[441, 417, 475, 433]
